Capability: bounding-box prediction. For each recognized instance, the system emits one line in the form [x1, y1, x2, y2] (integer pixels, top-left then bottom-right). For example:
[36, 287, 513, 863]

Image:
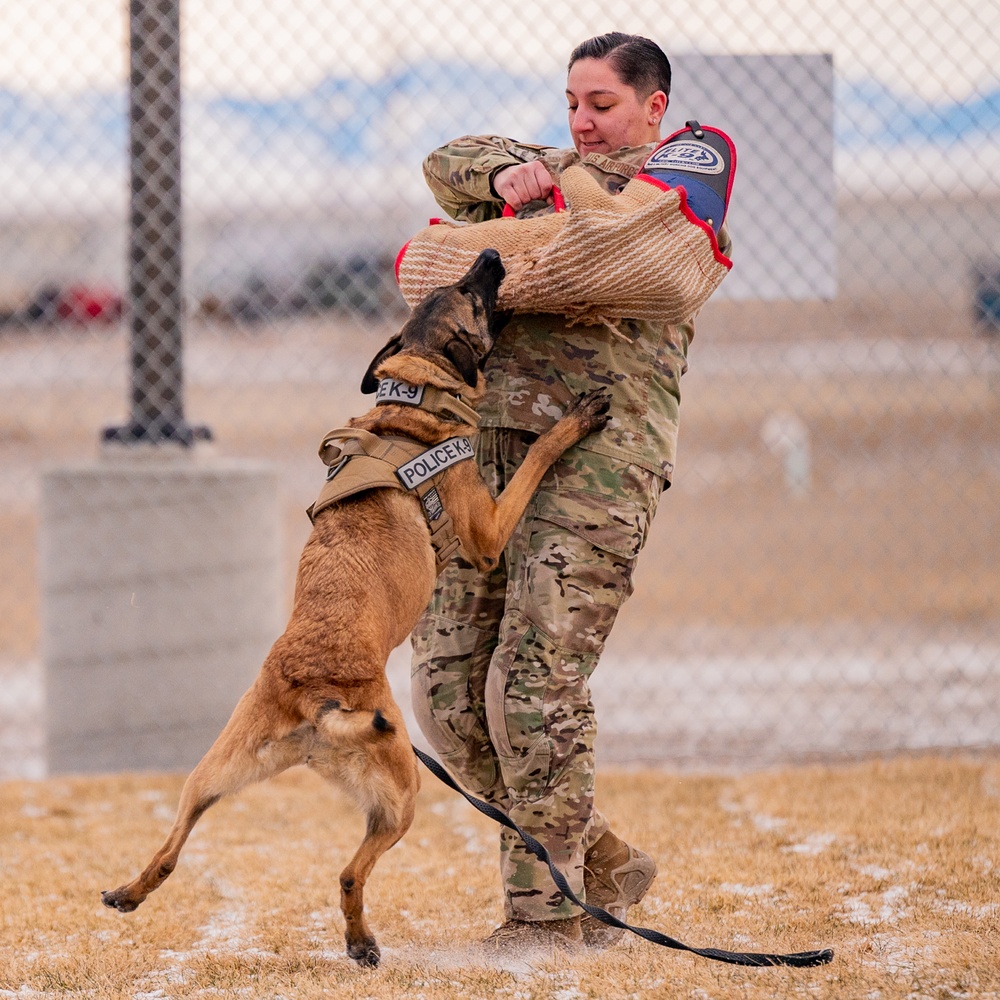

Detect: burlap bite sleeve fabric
[396, 164, 732, 327]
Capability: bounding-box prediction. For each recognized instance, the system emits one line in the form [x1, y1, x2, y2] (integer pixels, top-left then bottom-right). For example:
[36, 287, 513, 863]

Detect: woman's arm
[717, 221, 733, 258]
[422, 135, 556, 222]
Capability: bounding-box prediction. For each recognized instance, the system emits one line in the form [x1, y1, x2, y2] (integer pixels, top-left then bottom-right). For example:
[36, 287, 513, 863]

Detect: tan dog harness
[306, 380, 479, 573]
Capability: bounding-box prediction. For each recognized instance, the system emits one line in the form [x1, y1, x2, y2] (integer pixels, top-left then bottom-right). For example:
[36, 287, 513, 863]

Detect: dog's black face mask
[361, 249, 511, 393]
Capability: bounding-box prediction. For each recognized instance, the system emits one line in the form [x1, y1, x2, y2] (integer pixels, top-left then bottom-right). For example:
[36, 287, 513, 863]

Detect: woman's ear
[648, 90, 668, 126]
[360, 334, 403, 393]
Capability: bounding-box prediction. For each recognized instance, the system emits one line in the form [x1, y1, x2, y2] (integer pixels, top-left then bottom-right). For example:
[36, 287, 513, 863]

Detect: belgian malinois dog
[101, 249, 611, 967]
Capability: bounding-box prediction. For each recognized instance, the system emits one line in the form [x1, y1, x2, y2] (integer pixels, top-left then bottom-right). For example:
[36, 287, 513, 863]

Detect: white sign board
[669, 54, 836, 300]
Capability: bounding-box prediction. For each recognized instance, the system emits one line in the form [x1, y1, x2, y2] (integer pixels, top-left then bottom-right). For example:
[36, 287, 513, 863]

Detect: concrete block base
[39, 444, 283, 775]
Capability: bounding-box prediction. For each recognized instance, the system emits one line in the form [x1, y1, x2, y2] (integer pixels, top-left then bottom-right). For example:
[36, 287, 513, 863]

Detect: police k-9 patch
[376, 378, 425, 406]
[396, 437, 474, 489]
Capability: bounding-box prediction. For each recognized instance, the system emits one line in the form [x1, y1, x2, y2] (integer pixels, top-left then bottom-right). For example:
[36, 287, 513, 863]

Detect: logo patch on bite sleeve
[645, 140, 725, 175]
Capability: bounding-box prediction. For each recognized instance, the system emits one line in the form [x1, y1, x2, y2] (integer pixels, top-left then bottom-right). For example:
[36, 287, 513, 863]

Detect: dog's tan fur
[101, 251, 610, 967]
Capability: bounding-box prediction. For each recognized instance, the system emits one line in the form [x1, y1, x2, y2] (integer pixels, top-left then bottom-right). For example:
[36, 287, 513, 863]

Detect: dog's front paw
[566, 388, 612, 435]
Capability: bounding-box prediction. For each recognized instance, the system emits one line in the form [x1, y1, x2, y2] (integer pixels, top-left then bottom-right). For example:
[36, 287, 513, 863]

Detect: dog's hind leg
[338, 802, 411, 967]
[102, 682, 311, 913]
[310, 711, 420, 968]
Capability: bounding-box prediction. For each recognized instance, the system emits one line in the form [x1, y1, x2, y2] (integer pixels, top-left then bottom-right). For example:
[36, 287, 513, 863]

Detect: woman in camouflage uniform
[410, 32, 733, 952]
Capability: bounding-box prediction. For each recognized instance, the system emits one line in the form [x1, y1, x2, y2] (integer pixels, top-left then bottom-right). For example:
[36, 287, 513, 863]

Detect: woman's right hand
[493, 161, 554, 212]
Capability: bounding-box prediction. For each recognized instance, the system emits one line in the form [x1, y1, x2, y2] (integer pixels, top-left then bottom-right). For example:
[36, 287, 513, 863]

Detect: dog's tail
[316, 699, 396, 736]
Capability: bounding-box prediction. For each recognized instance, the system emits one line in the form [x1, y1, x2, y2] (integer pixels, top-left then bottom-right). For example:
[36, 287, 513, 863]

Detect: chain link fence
[1, 0, 998, 777]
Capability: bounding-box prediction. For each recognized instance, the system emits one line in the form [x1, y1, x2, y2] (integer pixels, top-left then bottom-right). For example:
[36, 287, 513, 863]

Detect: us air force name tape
[376, 378, 425, 406]
[396, 436, 475, 489]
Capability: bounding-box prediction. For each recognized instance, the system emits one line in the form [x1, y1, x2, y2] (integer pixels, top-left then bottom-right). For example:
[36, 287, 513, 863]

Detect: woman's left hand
[493, 161, 554, 212]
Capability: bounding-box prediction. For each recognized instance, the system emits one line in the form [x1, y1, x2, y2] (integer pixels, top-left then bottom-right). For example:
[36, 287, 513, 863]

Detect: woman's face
[566, 57, 665, 157]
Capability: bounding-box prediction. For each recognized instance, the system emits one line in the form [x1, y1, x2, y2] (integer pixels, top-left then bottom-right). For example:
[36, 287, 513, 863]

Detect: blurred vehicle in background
[972, 255, 1000, 336]
[196, 254, 402, 325]
[0, 283, 124, 328]
[0, 253, 402, 332]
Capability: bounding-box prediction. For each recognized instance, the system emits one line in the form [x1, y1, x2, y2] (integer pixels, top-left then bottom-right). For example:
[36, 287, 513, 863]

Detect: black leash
[413, 745, 833, 968]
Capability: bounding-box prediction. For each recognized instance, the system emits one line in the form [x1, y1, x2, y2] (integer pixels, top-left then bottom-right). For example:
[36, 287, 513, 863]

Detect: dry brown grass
[2, 753, 999, 998]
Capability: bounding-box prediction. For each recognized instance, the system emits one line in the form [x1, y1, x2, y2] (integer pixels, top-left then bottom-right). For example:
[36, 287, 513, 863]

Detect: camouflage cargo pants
[411, 428, 662, 921]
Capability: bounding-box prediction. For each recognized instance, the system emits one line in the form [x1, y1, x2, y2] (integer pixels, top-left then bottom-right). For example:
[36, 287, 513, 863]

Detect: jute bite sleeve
[397, 137, 735, 327]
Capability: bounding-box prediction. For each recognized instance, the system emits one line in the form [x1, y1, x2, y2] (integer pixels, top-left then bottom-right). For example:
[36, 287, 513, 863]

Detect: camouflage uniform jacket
[422, 135, 734, 482]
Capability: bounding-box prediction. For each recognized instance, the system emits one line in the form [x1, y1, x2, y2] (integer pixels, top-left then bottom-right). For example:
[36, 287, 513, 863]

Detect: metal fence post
[104, 0, 209, 445]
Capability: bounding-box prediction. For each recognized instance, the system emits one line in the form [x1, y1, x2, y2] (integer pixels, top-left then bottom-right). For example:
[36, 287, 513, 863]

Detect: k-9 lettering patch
[396, 437, 474, 489]
[376, 379, 425, 406]
[645, 140, 725, 175]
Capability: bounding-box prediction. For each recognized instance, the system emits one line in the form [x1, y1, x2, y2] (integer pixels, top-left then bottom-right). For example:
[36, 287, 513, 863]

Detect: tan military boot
[581, 830, 657, 947]
[482, 915, 583, 955]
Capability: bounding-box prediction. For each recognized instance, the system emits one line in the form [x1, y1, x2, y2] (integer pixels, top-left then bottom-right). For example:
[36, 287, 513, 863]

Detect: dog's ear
[445, 339, 479, 387]
[361, 334, 403, 394]
[492, 308, 514, 336]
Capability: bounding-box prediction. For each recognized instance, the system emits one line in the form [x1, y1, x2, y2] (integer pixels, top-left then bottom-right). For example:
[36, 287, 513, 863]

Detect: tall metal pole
[104, 0, 209, 445]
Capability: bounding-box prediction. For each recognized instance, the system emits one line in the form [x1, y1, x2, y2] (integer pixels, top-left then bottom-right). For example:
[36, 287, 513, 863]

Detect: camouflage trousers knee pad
[410, 612, 503, 799]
